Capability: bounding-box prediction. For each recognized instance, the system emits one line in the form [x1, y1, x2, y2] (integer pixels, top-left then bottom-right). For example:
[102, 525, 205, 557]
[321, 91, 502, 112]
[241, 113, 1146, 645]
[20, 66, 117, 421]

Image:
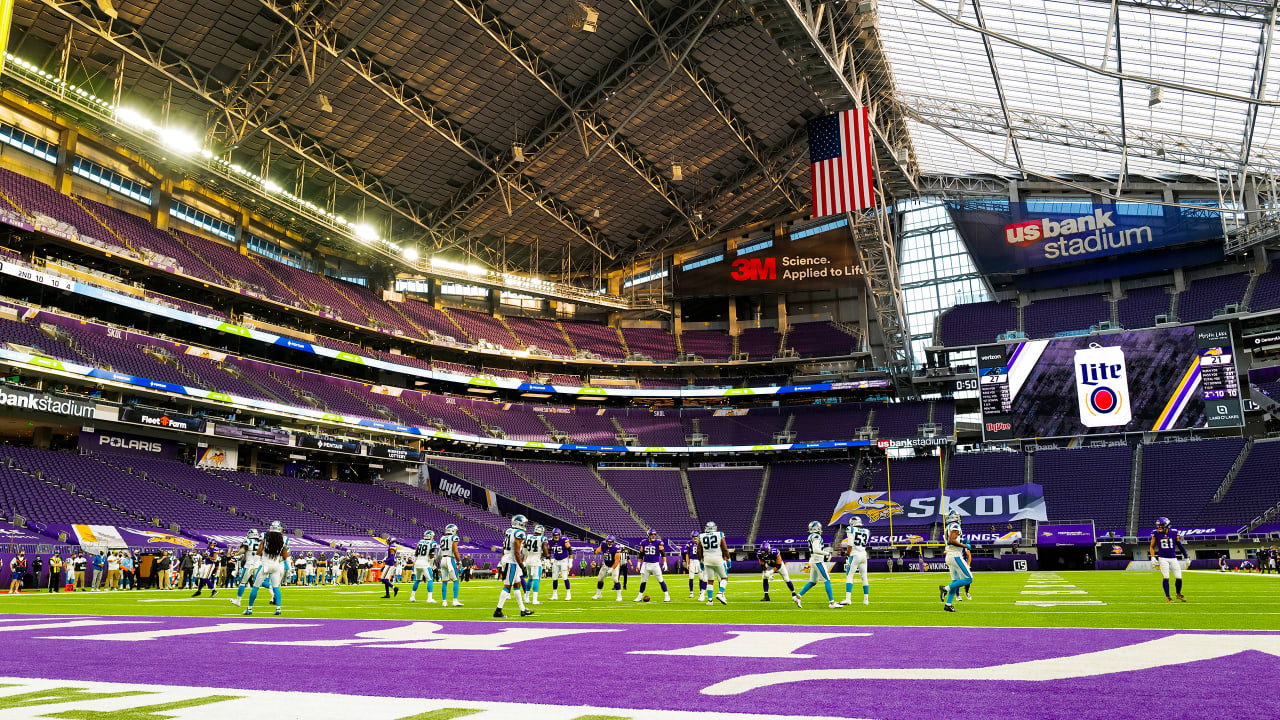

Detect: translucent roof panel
[905, 120, 1011, 176]
[877, 0, 1275, 178]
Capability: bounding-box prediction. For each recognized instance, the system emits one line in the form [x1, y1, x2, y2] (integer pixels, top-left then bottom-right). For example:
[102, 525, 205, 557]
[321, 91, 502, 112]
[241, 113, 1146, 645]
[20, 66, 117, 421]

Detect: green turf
[1, 570, 1275, 630]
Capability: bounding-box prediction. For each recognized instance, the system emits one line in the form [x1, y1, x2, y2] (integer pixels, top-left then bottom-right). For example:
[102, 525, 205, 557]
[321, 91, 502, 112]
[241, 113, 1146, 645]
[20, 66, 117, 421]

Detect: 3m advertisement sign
[672, 219, 861, 297]
[948, 200, 1222, 274]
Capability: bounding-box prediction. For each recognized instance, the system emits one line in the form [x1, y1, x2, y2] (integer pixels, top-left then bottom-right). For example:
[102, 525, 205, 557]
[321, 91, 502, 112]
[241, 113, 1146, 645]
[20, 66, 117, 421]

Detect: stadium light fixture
[512, 142, 526, 162]
[1149, 86, 1163, 107]
[577, 4, 599, 32]
[318, 93, 334, 114]
[671, 163, 683, 181]
[115, 107, 154, 131]
[353, 223, 379, 242]
[403, 246, 419, 261]
[159, 127, 200, 155]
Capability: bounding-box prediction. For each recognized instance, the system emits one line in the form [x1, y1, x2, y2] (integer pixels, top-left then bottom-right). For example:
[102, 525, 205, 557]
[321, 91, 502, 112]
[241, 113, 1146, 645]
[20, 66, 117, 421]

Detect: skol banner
[947, 199, 1223, 274]
[829, 484, 1047, 526]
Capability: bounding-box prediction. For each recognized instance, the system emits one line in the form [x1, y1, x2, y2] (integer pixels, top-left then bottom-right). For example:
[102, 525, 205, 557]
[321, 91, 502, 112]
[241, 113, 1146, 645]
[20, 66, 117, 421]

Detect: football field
[0, 570, 1275, 719]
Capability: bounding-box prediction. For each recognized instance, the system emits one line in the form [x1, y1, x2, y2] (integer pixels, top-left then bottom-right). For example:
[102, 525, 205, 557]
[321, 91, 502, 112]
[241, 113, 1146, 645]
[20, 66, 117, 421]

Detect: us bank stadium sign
[0, 385, 95, 418]
[876, 437, 952, 449]
[947, 200, 1222, 274]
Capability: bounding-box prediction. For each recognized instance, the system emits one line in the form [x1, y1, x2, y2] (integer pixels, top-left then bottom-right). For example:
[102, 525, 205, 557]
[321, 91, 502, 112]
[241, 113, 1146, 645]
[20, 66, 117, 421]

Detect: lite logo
[1074, 345, 1131, 427]
[730, 257, 776, 281]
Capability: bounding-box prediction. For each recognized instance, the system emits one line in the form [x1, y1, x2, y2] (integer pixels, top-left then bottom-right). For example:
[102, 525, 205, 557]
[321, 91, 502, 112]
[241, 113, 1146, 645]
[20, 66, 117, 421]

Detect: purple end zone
[0, 614, 1276, 719]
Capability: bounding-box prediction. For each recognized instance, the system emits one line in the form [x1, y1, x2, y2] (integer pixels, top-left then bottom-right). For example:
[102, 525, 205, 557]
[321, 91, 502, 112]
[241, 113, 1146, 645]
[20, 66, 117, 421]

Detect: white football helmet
[512, 514, 528, 530]
[533, 524, 545, 535]
[423, 530, 435, 541]
[444, 524, 458, 535]
[268, 520, 283, 533]
[704, 521, 718, 533]
[246, 528, 259, 540]
[808, 520, 822, 533]
[945, 511, 960, 524]
[849, 517, 863, 528]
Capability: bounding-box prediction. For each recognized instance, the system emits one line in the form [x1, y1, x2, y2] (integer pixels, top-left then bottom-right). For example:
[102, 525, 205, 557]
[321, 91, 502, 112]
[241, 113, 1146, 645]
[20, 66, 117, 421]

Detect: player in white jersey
[437, 524, 463, 606]
[840, 517, 872, 606]
[548, 528, 573, 600]
[522, 524, 546, 605]
[410, 530, 438, 602]
[697, 522, 730, 606]
[796, 521, 839, 608]
[939, 511, 973, 612]
[244, 521, 289, 616]
[494, 515, 534, 618]
[231, 529, 262, 607]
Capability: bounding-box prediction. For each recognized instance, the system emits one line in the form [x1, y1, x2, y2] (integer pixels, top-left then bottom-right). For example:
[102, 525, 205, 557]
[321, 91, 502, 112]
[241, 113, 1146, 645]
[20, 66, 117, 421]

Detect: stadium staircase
[1023, 451, 1033, 486]
[267, 371, 326, 410]
[341, 386, 400, 422]
[678, 465, 699, 521]
[777, 326, 790, 356]
[388, 302, 432, 338]
[674, 330, 685, 356]
[608, 416, 629, 443]
[321, 276, 378, 324]
[614, 327, 631, 356]
[70, 196, 138, 254]
[495, 315, 525, 348]
[227, 366, 288, 404]
[1126, 444, 1144, 537]
[588, 464, 651, 534]
[1016, 301, 1026, 335]
[745, 463, 773, 545]
[1109, 291, 1121, 325]
[42, 325, 99, 366]
[555, 321, 577, 354]
[437, 307, 475, 343]
[506, 463, 580, 517]
[1211, 439, 1254, 504]
[456, 404, 485, 430]
[170, 231, 234, 286]
[143, 347, 205, 386]
[0, 189, 26, 217]
[731, 332, 741, 358]
[1168, 290, 1182, 323]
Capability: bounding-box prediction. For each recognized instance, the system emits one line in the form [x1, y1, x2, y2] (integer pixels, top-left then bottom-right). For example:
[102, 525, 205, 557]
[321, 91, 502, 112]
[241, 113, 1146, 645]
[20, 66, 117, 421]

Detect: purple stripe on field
[0, 614, 1276, 719]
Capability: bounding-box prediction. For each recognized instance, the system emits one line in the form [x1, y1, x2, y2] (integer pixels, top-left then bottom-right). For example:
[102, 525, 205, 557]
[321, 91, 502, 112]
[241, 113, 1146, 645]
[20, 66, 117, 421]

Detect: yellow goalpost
[884, 451, 946, 549]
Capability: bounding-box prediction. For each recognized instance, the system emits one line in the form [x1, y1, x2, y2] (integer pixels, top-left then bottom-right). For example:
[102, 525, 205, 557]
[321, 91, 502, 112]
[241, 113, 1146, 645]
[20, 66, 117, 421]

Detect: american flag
[807, 108, 876, 218]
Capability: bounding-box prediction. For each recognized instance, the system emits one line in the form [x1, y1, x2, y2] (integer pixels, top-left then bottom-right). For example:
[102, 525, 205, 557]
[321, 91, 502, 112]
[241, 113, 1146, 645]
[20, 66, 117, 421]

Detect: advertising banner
[979, 325, 1243, 441]
[0, 522, 62, 547]
[59, 524, 204, 551]
[212, 423, 290, 445]
[119, 406, 206, 433]
[79, 428, 181, 459]
[947, 199, 1222, 274]
[1135, 525, 1241, 540]
[189, 530, 329, 552]
[196, 444, 237, 470]
[296, 434, 361, 454]
[0, 385, 95, 419]
[672, 218, 861, 297]
[829, 484, 1047, 526]
[367, 444, 422, 462]
[1036, 523, 1097, 546]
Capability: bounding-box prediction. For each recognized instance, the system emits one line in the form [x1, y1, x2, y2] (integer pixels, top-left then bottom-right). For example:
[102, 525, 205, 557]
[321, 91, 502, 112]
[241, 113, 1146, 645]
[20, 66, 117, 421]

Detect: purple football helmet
[760, 542, 772, 553]
[552, 528, 562, 536]
[1156, 517, 1170, 529]
[606, 534, 616, 543]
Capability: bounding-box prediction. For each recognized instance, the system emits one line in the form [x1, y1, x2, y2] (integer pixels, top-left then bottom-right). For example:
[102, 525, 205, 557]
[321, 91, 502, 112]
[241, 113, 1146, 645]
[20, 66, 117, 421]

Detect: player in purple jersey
[593, 535, 623, 601]
[683, 531, 705, 599]
[634, 529, 671, 602]
[756, 543, 798, 604]
[379, 541, 400, 598]
[1149, 517, 1188, 602]
[548, 528, 573, 600]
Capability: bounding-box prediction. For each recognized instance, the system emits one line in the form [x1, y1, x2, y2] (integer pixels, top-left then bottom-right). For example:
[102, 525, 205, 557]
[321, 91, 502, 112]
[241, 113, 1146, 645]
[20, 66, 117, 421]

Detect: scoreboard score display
[978, 324, 1243, 441]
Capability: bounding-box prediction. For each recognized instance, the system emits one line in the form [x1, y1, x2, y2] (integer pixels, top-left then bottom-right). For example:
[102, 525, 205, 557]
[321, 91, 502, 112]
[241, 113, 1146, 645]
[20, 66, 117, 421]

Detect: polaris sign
[948, 200, 1222, 274]
[0, 386, 95, 419]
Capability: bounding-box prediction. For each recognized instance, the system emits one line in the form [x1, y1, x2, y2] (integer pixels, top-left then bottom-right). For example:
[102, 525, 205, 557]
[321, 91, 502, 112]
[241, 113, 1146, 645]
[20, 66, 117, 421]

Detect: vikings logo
[829, 493, 904, 525]
[131, 530, 196, 548]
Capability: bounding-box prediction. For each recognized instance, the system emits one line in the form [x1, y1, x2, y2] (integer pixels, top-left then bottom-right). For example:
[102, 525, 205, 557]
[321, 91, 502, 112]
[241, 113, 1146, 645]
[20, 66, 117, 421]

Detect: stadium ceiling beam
[448, 0, 714, 244]
[427, 0, 723, 244]
[903, 95, 1280, 174]
[1074, 0, 1277, 21]
[625, 0, 807, 214]
[616, 126, 810, 270]
[917, 173, 1010, 196]
[35, 0, 444, 247]
[969, 0, 1024, 177]
[215, 0, 328, 120]
[252, 0, 619, 261]
[740, 0, 920, 197]
[1240, 3, 1278, 174]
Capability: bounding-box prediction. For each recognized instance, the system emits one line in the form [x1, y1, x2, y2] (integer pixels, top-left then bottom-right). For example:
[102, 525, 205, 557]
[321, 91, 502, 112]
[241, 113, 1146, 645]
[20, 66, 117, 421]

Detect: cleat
[393, 586, 399, 597]
[664, 596, 671, 602]
[426, 598, 437, 604]
[717, 593, 728, 605]
[274, 607, 282, 616]
[565, 591, 572, 600]
[531, 600, 542, 606]
[520, 609, 535, 617]
[452, 600, 463, 607]
[493, 609, 506, 618]
[1176, 595, 1187, 602]
[1166, 597, 1174, 602]
[230, 598, 240, 607]
[706, 600, 714, 606]
[863, 596, 870, 605]
[840, 599, 852, 606]
[792, 594, 803, 608]
[688, 592, 694, 599]
[943, 604, 957, 613]
[592, 593, 602, 600]
[550, 593, 558, 601]
[939, 585, 947, 602]
[964, 591, 972, 601]
[242, 608, 253, 616]
[828, 602, 841, 609]
[210, 590, 217, 598]
[634, 596, 643, 603]
[191, 592, 201, 597]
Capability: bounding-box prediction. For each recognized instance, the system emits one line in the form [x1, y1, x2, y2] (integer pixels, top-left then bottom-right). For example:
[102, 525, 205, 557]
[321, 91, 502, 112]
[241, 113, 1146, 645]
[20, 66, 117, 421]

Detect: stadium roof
[7, 0, 1273, 276]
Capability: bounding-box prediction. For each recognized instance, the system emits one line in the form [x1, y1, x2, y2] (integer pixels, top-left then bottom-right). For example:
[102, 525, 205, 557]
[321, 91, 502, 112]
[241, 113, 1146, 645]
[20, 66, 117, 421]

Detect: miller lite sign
[1074, 345, 1131, 427]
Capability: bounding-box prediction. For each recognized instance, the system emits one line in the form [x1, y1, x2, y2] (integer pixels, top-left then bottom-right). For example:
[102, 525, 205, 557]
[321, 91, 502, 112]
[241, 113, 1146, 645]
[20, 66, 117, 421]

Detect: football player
[840, 517, 872, 606]
[548, 528, 573, 600]
[634, 529, 670, 602]
[1149, 516, 1188, 602]
[411, 530, 438, 602]
[494, 514, 534, 618]
[379, 540, 401, 598]
[684, 531, 704, 599]
[592, 535, 624, 602]
[757, 542, 800, 606]
[523, 524, 546, 605]
[698, 522, 729, 605]
[230, 528, 261, 607]
[244, 521, 289, 616]
[190, 546, 218, 598]
[796, 521, 838, 608]
[438, 523, 463, 607]
[939, 511, 973, 612]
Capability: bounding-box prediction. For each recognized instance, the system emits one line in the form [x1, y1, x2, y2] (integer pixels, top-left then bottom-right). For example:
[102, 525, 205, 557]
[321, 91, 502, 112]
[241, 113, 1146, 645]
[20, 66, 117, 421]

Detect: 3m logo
[730, 257, 776, 281]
